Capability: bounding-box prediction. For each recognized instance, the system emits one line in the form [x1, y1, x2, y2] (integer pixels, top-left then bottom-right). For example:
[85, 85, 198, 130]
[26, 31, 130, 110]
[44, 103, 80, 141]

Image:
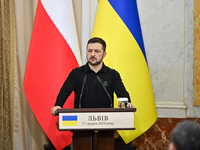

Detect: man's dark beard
[87, 57, 103, 66]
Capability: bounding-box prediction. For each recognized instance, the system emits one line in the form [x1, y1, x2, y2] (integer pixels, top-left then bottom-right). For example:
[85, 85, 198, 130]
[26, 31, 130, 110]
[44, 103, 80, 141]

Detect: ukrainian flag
[62, 115, 78, 126]
[92, 0, 157, 143]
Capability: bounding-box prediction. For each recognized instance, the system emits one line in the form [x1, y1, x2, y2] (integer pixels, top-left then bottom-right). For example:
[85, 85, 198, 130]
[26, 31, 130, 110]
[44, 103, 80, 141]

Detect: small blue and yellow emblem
[62, 115, 77, 126]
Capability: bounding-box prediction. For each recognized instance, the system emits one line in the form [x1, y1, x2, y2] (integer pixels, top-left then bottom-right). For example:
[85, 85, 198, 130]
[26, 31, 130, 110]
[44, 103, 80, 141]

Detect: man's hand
[51, 106, 62, 116]
[128, 102, 135, 108]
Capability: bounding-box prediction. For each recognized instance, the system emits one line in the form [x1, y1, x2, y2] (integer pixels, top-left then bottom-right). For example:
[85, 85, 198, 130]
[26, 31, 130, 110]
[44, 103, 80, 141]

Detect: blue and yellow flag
[62, 116, 78, 126]
[92, 0, 157, 143]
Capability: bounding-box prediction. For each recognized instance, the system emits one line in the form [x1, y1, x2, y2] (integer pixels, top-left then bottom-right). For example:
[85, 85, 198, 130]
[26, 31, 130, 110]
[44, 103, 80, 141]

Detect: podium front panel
[57, 108, 135, 130]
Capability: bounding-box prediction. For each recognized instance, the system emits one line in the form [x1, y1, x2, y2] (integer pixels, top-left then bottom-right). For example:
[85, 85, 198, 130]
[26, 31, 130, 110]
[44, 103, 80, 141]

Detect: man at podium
[51, 37, 134, 116]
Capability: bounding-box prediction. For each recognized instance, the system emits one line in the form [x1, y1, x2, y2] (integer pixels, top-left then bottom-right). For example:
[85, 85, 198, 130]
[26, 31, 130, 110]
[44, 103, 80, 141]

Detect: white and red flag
[24, 0, 82, 149]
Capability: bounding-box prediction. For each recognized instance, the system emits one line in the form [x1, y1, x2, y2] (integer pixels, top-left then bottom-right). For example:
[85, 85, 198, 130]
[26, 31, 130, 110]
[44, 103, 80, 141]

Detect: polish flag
[24, 0, 82, 149]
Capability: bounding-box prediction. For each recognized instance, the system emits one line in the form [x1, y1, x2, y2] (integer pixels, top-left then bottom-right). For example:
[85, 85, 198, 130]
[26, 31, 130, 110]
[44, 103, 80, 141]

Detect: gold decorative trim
[0, 0, 13, 149]
[193, 0, 200, 106]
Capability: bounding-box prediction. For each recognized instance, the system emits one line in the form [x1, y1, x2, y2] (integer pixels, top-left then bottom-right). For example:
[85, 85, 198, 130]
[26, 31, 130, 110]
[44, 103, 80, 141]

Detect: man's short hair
[170, 120, 200, 150]
[87, 37, 106, 52]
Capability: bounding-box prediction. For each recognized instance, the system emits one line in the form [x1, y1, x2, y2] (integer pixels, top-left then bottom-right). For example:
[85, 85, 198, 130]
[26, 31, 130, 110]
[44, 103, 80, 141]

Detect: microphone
[96, 76, 113, 108]
[79, 75, 87, 108]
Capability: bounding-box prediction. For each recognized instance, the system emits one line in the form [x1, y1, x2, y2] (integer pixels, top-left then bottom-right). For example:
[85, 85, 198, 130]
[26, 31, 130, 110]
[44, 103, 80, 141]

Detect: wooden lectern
[57, 108, 136, 150]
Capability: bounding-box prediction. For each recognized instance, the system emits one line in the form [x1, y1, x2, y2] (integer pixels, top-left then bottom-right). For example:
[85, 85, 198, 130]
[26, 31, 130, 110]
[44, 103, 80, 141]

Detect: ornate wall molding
[156, 102, 187, 118]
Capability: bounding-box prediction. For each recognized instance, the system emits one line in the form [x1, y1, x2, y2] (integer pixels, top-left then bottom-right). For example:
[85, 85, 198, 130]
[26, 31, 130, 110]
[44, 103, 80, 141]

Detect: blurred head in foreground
[169, 120, 200, 150]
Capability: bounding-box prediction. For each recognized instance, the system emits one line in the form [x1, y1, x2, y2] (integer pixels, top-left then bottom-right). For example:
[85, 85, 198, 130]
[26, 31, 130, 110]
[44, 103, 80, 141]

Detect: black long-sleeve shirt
[55, 63, 130, 108]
